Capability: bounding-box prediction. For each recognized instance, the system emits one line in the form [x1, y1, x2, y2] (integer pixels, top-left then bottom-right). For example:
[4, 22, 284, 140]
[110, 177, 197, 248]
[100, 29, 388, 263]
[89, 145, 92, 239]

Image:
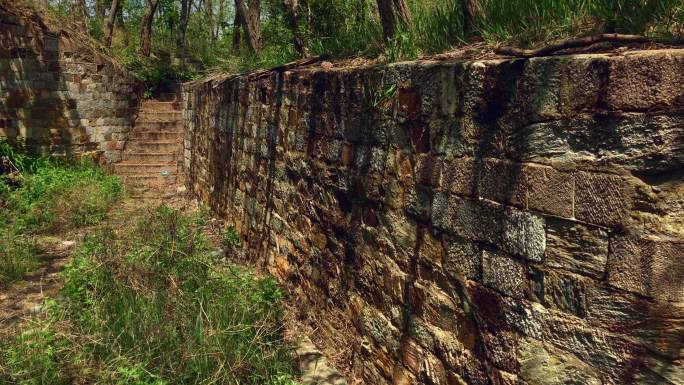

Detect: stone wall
[0, 2, 142, 162]
[183, 50, 684, 385]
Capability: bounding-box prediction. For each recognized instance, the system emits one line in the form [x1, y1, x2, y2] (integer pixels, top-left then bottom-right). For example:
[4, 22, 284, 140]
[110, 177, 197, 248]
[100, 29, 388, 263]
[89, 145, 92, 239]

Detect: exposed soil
[0, 241, 71, 329]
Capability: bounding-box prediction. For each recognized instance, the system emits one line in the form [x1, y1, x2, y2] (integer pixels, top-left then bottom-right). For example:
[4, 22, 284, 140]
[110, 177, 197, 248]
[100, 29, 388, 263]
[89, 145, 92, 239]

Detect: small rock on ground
[297, 337, 347, 385]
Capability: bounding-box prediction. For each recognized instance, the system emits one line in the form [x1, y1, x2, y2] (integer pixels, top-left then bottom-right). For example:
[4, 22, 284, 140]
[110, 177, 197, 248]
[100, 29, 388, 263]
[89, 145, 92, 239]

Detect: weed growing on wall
[0, 206, 298, 385]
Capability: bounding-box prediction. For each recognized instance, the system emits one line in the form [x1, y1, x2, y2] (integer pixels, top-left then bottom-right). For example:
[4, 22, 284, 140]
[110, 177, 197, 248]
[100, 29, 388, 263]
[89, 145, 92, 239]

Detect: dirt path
[0, 241, 72, 329]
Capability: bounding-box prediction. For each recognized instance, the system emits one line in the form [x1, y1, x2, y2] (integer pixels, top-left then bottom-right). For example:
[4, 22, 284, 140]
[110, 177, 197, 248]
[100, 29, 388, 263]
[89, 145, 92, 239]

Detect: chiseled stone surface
[0, 3, 142, 162]
[182, 50, 684, 384]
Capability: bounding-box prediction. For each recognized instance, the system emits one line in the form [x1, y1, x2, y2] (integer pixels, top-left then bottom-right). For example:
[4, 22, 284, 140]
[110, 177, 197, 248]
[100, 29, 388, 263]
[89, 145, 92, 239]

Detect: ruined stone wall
[183, 50, 684, 385]
[0, 2, 142, 162]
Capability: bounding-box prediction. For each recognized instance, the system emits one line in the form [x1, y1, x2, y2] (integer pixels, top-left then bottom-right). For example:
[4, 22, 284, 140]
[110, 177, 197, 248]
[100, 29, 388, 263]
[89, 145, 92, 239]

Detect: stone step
[140, 101, 179, 111]
[121, 174, 180, 188]
[125, 141, 180, 152]
[156, 93, 179, 102]
[133, 121, 183, 131]
[128, 131, 183, 141]
[122, 152, 178, 163]
[113, 163, 180, 175]
[138, 111, 182, 121]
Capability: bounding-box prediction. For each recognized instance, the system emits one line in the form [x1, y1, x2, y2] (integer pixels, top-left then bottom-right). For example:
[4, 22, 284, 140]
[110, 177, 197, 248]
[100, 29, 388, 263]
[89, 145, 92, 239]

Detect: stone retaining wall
[183, 50, 684, 384]
[0, 2, 142, 162]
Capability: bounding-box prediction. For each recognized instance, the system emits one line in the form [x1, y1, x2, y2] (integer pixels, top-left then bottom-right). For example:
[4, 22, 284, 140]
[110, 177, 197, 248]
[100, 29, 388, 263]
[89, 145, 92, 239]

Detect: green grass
[0, 206, 298, 385]
[0, 140, 123, 286]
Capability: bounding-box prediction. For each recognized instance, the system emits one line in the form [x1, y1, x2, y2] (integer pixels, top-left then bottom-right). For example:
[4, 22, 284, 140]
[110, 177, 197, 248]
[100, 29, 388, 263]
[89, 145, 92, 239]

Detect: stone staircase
[114, 99, 184, 198]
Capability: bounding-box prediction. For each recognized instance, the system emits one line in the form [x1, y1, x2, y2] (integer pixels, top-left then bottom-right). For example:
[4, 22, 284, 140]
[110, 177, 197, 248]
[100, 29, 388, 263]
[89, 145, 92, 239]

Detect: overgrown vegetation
[0, 206, 297, 385]
[0, 140, 123, 286]
[33, 0, 684, 80]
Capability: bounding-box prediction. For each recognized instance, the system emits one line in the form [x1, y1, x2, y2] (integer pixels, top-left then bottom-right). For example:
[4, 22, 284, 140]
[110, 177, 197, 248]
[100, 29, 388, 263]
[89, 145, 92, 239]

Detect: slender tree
[206, 0, 215, 42]
[375, 0, 411, 41]
[460, 0, 484, 35]
[104, 0, 121, 48]
[217, 0, 226, 41]
[95, 0, 106, 21]
[232, 4, 242, 50]
[140, 0, 160, 56]
[177, 0, 192, 52]
[283, 0, 307, 57]
[76, 0, 88, 21]
[235, 0, 261, 53]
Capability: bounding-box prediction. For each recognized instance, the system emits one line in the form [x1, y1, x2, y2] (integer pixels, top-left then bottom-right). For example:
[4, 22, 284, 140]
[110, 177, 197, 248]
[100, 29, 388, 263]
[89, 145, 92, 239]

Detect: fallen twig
[247, 55, 329, 81]
[494, 33, 684, 58]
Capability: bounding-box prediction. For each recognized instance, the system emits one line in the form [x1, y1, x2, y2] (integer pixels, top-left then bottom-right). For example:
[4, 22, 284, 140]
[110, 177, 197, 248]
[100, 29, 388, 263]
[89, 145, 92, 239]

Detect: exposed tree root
[495, 33, 684, 58]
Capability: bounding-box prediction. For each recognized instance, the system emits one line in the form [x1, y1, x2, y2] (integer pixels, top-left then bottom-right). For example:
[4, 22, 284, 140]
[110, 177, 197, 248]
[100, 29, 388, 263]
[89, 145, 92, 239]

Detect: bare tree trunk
[284, 0, 307, 57]
[206, 0, 215, 42]
[376, 0, 411, 41]
[73, 0, 89, 32]
[104, 0, 121, 48]
[96, 0, 106, 21]
[77, 0, 88, 21]
[140, 0, 160, 56]
[232, 4, 242, 50]
[217, 0, 226, 40]
[177, 0, 192, 52]
[460, 0, 483, 35]
[235, 0, 261, 53]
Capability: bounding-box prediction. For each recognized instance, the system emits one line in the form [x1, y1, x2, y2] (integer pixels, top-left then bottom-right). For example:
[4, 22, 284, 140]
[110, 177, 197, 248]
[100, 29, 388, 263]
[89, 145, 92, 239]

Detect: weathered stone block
[418, 230, 444, 268]
[432, 195, 502, 246]
[477, 158, 526, 208]
[517, 337, 601, 385]
[482, 250, 528, 299]
[606, 51, 684, 111]
[444, 238, 481, 281]
[502, 207, 545, 262]
[441, 156, 476, 196]
[608, 237, 684, 302]
[574, 171, 631, 227]
[529, 267, 588, 317]
[545, 217, 608, 278]
[525, 164, 573, 218]
[415, 154, 442, 187]
[559, 56, 606, 114]
[519, 57, 562, 122]
[585, 285, 684, 360]
[405, 185, 433, 222]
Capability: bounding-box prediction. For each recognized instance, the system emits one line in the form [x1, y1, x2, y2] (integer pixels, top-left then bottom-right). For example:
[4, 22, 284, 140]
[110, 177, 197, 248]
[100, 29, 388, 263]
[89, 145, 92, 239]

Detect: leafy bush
[121, 55, 199, 98]
[2, 160, 123, 233]
[1, 206, 297, 385]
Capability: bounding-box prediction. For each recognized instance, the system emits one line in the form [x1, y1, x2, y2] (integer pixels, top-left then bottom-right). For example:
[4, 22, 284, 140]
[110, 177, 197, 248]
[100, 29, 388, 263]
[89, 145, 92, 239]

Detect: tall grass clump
[381, 0, 684, 61]
[0, 140, 123, 286]
[0, 206, 297, 385]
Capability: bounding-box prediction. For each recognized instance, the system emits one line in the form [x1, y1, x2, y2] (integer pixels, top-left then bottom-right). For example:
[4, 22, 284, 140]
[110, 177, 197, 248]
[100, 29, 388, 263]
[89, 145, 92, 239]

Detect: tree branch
[494, 34, 684, 58]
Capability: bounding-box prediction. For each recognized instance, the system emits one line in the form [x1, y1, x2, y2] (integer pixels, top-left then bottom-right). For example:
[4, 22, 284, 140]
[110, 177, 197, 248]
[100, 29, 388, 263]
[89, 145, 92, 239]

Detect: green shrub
[122, 56, 199, 98]
[2, 160, 123, 233]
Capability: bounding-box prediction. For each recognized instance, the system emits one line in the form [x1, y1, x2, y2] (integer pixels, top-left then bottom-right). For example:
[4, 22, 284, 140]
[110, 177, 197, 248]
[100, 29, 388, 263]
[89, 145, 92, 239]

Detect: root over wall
[184, 51, 684, 385]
